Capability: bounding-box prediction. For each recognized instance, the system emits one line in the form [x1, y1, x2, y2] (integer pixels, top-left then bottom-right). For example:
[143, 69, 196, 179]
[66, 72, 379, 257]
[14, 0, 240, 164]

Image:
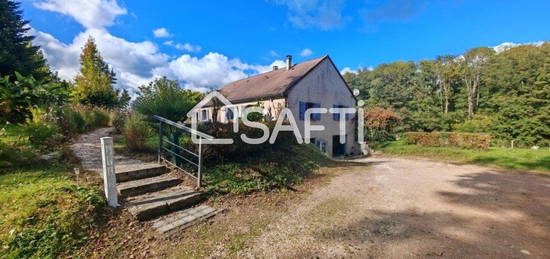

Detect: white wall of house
[198, 58, 360, 157]
[286, 58, 359, 157]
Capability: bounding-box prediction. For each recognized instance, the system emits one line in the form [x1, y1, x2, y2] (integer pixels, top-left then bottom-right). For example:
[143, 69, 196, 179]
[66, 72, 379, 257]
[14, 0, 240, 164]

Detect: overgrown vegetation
[0, 163, 105, 258]
[378, 140, 550, 172]
[204, 143, 327, 194]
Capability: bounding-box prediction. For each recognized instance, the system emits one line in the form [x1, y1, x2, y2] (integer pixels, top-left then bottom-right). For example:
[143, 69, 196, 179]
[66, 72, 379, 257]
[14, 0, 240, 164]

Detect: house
[199, 55, 360, 157]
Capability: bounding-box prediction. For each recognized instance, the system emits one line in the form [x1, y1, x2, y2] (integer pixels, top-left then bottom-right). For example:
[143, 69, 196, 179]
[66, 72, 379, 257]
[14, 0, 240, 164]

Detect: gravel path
[69, 127, 141, 174]
[245, 155, 550, 258]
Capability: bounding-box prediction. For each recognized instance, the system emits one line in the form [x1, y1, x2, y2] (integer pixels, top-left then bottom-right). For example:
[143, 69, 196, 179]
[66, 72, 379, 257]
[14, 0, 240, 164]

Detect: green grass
[0, 124, 105, 258]
[0, 163, 105, 258]
[378, 140, 550, 172]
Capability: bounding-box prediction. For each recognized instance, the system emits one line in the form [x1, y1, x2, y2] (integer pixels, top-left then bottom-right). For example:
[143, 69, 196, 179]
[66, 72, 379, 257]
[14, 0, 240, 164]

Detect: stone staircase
[115, 163, 219, 234]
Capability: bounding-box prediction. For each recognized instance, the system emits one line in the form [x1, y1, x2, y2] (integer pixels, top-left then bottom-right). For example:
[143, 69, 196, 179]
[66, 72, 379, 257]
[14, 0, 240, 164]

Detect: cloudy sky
[20, 0, 550, 94]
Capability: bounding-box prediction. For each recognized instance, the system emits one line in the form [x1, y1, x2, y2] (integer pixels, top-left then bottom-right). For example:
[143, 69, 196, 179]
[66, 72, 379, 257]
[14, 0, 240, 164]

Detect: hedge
[405, 132, 492, 150]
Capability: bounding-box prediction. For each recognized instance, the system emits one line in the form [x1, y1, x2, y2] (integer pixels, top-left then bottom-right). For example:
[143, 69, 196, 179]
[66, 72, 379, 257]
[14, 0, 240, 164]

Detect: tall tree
[72, 37, 120, 108]
[461, 47, 494, 117]
[0, 0, 51, 80]
[435, 55, 460, 114]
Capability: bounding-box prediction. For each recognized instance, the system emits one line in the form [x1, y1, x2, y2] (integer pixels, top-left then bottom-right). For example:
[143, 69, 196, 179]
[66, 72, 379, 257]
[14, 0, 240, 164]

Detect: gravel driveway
[244, 155, 550, 258]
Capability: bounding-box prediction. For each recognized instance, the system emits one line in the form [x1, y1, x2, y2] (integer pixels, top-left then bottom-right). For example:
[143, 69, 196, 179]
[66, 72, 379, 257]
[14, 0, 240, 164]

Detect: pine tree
[0, 0, 50, 80]
[72, 37, 120, 108]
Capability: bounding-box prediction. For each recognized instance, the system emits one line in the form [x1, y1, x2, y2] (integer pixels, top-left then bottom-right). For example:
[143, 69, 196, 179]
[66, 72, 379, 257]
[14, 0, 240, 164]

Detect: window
[201, 110, 209, 121]
[226, 108, 234, 121]
[299, 101, 321, 121]
[333, 104, 350, 121]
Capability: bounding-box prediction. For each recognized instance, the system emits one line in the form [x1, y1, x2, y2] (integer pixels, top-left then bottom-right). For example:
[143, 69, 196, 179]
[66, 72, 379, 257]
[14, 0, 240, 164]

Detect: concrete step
[117, 175, 181, 197]
[151, 205, 220, 234]
[115, 163, 167, 183]
[125, 186, 207, 221]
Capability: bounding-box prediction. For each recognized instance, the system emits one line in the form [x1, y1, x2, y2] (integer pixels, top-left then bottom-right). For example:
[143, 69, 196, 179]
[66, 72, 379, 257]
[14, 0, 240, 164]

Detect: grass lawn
[0, 124, 105, 258]
[378, 140, 550, 172]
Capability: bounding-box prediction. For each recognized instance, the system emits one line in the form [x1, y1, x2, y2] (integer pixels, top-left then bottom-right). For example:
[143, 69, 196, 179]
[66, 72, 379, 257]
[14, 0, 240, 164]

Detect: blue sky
[20, 0, 550, 92]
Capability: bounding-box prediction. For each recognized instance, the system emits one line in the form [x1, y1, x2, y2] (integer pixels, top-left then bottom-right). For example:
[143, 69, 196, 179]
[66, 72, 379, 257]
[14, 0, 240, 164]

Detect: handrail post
[158, 121, 163, 163]
[197, 136, 202, 188]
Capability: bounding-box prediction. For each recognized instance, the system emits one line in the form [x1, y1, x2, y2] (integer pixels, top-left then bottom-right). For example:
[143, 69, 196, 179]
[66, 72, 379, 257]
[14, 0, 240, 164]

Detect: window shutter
[333, 104, 339, 121]
[299, 102, 306, 120]
[313, 103, 321, 120]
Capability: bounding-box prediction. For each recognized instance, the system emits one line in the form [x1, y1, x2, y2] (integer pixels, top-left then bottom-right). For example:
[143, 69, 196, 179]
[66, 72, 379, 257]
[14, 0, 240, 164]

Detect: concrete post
[101, 137, 118, 207]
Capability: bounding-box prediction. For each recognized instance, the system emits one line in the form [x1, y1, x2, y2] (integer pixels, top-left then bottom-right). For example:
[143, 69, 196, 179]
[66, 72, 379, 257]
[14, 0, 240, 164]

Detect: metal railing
[153, 115, 214, 187]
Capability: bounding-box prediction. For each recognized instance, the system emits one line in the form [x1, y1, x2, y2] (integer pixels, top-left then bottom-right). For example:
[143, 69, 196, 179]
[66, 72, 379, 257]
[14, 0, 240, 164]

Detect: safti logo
[188, 90, 365, 145]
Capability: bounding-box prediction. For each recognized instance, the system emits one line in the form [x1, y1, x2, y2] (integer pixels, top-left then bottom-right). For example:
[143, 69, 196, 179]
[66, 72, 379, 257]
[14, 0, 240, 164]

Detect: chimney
[272, 65, 279, 71]
[286, 55, 292, 70]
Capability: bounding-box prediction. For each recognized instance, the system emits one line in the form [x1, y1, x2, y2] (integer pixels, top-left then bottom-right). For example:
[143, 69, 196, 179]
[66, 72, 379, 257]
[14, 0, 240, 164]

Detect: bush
[204, 144, 327, 194]
[132, 77, 202, 122]
[20, 122, 62, 151]
[123, 112, 152, 151]
[453, 114, 493, 133]
[111, 110, 127, 133]
[364, 107, 401, 143]
[405, 132, 491, 150]
[91, 108, 111, 128]
[57, 106, 86, 135]
[0, 140, 36, 169]
[57, 105, 111, 133]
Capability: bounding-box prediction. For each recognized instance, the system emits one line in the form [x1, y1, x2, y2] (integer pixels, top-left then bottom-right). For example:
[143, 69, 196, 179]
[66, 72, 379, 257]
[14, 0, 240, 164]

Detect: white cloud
[340, 67, 357, 75]
[300, 48, 313, 57]
[492, 41, 544, 54]
[30, 0, 286, 94]
[153, 28, 172, 38]
[164, 41, 202, 52]
[34, 0, 127, 29]
[270, 0, 348, 30]
[269, 50, 280, 57]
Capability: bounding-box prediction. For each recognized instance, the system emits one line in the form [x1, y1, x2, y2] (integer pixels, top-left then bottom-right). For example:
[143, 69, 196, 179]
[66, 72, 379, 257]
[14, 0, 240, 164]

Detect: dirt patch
[243, 155, 550, 258]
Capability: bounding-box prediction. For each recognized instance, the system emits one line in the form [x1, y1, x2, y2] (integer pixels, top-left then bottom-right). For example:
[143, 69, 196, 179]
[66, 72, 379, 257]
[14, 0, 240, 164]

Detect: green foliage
[379, 140, 550, 172]
[123, 112, 152, 151]
[20, 122, 62, 151]
[453, 114, 493, 133]
[132, 77, 202, 122]
[71, 37, 127, 109]
[345, 42, 550, 146]
[111, 110, 127, 133]
[405, 132, 492, 150]
[0, 0, 53, 81]
[0, 73, 69, 122]
[204, 144, 327, 194]
[0, 163, 105, 258]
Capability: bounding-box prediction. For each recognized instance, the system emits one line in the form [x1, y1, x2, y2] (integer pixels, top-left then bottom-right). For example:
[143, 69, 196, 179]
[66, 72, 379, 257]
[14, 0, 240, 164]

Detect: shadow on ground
[314, 170, 550, 257]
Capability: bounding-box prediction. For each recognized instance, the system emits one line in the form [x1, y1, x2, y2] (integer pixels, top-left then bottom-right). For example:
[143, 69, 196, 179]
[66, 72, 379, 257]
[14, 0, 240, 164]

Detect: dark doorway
[332, 135, 346, 157]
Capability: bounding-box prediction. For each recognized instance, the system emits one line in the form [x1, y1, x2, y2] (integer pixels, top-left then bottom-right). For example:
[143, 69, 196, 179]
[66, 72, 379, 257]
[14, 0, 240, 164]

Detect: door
[332, 135, 346, 157]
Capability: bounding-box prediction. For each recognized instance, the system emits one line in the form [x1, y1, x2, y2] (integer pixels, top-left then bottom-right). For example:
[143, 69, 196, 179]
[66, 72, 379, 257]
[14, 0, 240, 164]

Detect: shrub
[20, 122, 62, 151]
[364, 107, 401, 143]
[132, 77, 202, 122]
[111, 110, 127, 133]
[91, 108, 111, 128]
[453, 114, 493, 133]
[204, 144, 327, 194]
[405, 132, 491, 150]
[57, 106, 86, 135]
[123, 112, 152, 151]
